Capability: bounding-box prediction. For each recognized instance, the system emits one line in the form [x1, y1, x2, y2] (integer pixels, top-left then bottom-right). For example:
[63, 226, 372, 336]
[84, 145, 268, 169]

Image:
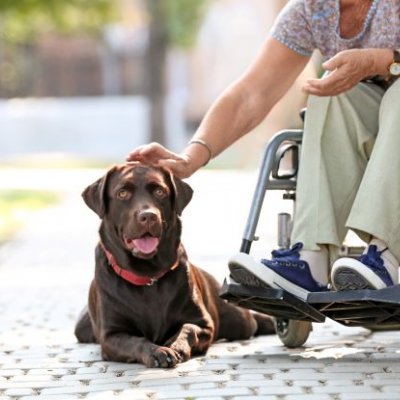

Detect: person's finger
[303, 75, 352, 95]
[303, 78, 335, 94]
[127, 143, 169, 163]
[322, 55, 343, 71]
[157, 159, 189, 179]
[126, 143, 153, 161]
[141, 147, 181, 161]
[304, 82, 351, 96]
[306, 70, 341, 87]
[303, 69, 356, 95]
[126, 153, 144, 162]
[304, 80, 344, 95]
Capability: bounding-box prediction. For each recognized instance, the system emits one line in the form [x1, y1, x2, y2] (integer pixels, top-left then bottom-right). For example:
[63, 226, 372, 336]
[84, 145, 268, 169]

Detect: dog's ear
[82, 166, 117, 217]
[166, 171, 193, 215]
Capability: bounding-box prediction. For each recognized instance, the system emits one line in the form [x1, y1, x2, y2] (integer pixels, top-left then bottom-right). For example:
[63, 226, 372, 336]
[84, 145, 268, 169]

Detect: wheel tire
[274, 318, 312, 348]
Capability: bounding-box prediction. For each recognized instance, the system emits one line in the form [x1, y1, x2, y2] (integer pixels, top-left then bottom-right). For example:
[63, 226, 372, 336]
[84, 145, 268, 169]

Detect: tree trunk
[146, 0, 168, 145]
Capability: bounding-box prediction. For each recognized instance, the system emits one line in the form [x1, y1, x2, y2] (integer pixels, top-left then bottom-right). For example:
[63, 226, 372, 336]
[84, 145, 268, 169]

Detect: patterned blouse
[270, 0, 400, 60]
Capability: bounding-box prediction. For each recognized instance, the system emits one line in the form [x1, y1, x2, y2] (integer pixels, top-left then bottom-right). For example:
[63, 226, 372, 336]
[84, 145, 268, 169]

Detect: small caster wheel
[274, 318, 312, 348]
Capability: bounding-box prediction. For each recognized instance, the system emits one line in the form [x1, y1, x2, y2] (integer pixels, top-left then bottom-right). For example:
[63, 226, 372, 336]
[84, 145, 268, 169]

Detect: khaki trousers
[291, 78, 400, 262]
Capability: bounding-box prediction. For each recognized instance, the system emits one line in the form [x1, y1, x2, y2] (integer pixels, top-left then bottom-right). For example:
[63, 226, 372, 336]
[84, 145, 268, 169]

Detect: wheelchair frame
[220, 128, 400, 348]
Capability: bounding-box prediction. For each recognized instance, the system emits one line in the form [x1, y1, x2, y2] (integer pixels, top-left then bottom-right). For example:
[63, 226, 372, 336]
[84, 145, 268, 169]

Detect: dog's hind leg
[74, 306, 97, 343]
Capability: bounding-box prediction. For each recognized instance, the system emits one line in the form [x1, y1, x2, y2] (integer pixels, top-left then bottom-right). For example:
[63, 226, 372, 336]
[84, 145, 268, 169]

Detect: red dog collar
[100, 242, 180, 286]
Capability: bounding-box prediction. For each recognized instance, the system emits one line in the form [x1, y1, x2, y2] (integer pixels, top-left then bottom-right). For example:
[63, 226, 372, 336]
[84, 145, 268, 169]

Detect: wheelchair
[220, 112, 400, 348]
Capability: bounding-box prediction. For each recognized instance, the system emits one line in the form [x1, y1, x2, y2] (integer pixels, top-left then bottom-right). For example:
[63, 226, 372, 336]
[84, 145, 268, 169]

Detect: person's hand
[303, 49, 387, 96]
[126, 142, 194, 179]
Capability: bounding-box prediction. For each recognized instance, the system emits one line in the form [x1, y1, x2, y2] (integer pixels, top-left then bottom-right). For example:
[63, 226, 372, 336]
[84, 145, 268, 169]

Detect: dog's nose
[137, 210, 158, 226]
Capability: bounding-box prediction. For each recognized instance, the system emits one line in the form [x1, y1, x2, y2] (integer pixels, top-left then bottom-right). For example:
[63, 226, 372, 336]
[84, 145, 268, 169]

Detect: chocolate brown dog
[75, 164, 274, 368]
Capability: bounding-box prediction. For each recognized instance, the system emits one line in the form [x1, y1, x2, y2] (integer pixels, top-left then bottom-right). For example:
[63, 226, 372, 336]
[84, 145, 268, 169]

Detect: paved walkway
[1, 168, 400, 400]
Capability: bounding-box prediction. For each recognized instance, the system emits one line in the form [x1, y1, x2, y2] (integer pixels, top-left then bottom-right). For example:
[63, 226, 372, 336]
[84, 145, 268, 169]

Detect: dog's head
[82, 164, 193, 259]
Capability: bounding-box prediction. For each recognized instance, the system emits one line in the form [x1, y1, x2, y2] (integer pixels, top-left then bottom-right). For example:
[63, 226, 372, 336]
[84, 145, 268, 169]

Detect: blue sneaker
[228, 243, 328, 300]
[331, 244, 397, 291]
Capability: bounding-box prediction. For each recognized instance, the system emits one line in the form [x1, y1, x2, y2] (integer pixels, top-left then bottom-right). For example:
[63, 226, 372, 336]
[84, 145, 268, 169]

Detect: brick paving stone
[313, 378, 368, 386]
[75, 366, 106, 374]
[341, 394, 400, 400]
[125, 369, 182, 380]
[1, 362, 85, 370]
[103, 362, 145, 372]
[222, 367, 283, 375]
[88, 376, 146, 386]
[228, 372, 266, 380]
[382, 385, 400, 391]
[203, 361, 240, 369]
[21, 396, 80, 400]
[185, 382, 223, 390]
[126, 382, 186, 392]
[0, 380, 80, 390]
[25, 368, 73, 376]
[236, 362, 327, 370]
[313, 385, 378, 394]
[323, 364, 386, 373]
[137, 375, 228, 387]
[5, 388, 37, 397]
[266, 371, 367, 380]
[186, 397, 225, 400]
[285, 395, 334, 400]
[236, 397, 289, 400]
[86, 390, 150, 400]
[40, 381, 134, 396]
[9, 374, 58, 382]
[60, 372, 118, 381]
[228, 379, 323, 388]
[370, 372, 400, 380]
[154, 386, 251, 398]
[0, 369, 26, 378]
[369, 353, 400, 360]
[226, 397, 279, 400]
[257, 385, 310, 395]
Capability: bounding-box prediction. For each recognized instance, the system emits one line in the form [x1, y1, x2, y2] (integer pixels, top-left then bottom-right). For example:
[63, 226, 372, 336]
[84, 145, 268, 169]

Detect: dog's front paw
[170, 342, 192, 363]
[145, 346, 180, 368]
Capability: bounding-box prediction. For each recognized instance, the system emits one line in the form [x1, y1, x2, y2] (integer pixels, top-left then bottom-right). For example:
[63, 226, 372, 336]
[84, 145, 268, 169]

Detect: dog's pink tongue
[132, 236, 159, 254]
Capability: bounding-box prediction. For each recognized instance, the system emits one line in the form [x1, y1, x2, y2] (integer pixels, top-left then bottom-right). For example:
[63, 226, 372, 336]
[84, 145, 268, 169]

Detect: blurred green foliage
[0, 0, 209, 46]
[0, 0, 118, 42]
[162, 0, 210, 48]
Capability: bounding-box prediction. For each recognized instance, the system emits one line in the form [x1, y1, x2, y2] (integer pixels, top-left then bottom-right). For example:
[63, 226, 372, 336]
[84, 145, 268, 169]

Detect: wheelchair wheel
[274, 318, 312, 348]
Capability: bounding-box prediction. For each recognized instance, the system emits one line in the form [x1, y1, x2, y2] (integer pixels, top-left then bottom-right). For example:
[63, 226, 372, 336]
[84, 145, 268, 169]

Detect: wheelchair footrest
[308, 285, 400, 328]
[220, 277, 325, 322]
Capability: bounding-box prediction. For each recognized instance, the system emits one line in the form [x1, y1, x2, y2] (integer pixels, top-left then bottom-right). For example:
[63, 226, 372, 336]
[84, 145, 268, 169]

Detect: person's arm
[127, 38, 310, 178]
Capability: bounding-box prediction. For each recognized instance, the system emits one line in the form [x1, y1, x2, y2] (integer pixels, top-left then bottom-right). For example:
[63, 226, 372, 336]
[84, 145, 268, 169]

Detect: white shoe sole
[228, 252, 310, 301]
[331, 257, 387, 291]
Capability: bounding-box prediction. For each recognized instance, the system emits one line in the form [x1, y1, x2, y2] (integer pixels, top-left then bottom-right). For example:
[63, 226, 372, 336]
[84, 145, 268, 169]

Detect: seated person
[127, 0, 400, 296]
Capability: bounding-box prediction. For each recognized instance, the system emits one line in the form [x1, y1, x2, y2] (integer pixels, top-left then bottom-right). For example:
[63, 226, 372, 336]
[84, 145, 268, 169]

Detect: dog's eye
[117, 189, 130, 200]
[154, 187, 166, 198]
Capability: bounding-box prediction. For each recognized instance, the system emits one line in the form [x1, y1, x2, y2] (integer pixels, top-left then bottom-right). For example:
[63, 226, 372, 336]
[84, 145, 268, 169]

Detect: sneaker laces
[271, 242, 303, 260]
[359, 245, 391, 279]
[264, 242, 328, 291]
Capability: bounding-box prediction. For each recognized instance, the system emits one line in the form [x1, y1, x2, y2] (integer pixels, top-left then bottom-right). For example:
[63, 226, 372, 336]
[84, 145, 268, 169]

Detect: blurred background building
[0, 0, 316, 168]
